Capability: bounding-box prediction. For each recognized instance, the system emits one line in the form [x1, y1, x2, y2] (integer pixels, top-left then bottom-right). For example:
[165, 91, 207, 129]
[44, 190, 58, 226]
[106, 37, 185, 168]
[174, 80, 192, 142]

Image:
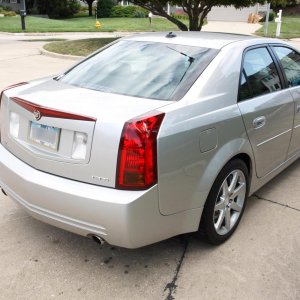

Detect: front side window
[273, 46, 300, 88]
[239, 47, 282, 101]
[60, 40, 217, 101]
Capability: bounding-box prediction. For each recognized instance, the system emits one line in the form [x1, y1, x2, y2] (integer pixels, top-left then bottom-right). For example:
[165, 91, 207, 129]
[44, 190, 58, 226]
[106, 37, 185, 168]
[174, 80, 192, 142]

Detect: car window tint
[273, 47, 300, 87]
[242, 47, 282, 99]
[60, 41, 216, 101]
[239, 72, 251, 101]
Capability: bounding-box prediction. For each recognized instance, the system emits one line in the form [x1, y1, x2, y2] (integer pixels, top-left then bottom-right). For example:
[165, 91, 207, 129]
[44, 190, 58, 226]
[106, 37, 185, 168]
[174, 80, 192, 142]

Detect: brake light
[0, 82, 28, 106]
[0, 82, 28, 141]
[116, 112, 165, 190]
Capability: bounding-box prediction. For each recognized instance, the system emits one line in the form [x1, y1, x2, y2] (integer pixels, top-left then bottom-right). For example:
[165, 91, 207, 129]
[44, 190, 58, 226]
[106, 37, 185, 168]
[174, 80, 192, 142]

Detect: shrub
[36, 0, 80, 19]
[134, 8, 148, 18]
[0, 5, 12, 11]
[170, 12, 189, 20]
[261, 11, 275, 22]
[79, 6, 89, 12]
[4, 11, 16, 17]
[0, 6, 16, 16]
[27, 7, 39, 15]
[111, 5, 148, 18]
[97, 0, 114, 18]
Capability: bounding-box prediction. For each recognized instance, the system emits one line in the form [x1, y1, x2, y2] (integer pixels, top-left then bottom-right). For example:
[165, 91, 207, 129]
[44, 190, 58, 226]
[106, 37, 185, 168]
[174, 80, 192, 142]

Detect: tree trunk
[88, 3, 93, 17]
[189, 15, 200, 31]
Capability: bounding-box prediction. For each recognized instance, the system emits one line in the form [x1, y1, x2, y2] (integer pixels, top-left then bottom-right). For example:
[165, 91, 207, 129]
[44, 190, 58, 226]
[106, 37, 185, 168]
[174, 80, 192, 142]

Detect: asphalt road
[0, 33, 299, 300]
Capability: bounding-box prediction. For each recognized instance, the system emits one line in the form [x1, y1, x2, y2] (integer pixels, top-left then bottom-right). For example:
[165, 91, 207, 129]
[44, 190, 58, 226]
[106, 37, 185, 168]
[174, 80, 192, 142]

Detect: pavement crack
[164, 237, 188, 300]
[253, 194, 300, 212]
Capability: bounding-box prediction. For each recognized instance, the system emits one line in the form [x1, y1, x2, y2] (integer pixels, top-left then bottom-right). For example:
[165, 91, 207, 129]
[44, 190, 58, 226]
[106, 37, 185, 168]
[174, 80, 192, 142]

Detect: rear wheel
[200, 159, 249, 245]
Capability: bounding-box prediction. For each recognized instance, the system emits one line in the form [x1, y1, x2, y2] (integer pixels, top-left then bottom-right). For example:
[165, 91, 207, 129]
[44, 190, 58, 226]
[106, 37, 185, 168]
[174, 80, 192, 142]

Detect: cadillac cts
[0, 32, 300, 248]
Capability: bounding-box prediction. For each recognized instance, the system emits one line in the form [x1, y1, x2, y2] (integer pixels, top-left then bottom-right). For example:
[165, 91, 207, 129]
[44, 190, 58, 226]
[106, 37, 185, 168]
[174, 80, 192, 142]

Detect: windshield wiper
[166, 46, 195, 63]
[166, 46, 195, 84]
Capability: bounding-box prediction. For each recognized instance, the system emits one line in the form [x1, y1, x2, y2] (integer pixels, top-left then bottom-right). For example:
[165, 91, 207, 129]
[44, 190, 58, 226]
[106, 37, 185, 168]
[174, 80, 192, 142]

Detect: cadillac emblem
[33, 109, 41, 121]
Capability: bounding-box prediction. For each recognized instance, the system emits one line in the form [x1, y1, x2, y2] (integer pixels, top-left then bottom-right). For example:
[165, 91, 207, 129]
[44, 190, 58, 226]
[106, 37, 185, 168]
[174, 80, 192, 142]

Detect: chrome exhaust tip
[88, 234, 106, 246]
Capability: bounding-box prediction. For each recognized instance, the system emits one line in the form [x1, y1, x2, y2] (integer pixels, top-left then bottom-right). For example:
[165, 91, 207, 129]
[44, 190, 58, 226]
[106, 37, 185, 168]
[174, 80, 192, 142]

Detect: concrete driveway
[0, 34, 299, 300]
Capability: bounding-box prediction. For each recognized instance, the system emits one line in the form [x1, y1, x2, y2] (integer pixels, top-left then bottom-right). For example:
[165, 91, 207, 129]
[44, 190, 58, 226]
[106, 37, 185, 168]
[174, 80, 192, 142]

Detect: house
[171, 3, 268, 22]
[0, 0, 24, 11]
[207, 3, 269, 22]
[119, 2, 268, 22]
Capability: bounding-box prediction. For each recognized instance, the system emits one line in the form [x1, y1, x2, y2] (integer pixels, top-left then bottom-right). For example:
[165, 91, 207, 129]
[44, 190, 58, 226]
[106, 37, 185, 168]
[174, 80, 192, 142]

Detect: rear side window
[239, 72, 252, 101]
[273, 46, 300, 87]
[239, 47, 282, 101]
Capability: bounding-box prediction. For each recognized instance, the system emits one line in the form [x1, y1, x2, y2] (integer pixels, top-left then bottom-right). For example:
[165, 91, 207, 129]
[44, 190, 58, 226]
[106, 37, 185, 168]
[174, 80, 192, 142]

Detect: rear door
[271, 46, 300, 158]
[238, 46, 294, 178]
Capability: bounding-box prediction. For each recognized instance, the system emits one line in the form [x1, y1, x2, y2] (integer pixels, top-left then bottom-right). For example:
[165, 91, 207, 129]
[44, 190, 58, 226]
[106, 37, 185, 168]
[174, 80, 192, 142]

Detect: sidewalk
[290, 38, 300, 50]
[0, 31, 132, 41]
[203, 21, 262, 35]
[0, 21, 262, 40]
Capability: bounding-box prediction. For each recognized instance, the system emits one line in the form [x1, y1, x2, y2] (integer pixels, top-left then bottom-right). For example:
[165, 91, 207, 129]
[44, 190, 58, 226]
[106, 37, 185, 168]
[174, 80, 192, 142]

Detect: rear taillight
[0, 82, 28, 141]
[116, 112, 165, 190]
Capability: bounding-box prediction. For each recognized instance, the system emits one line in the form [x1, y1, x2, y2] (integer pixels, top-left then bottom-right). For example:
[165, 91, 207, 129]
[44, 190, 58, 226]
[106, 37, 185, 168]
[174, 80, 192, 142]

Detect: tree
[36, 0, 80, 18]
[129, 0, 268, 31]
[271, 0, 297, 9]
[84, 0, 94, 16]
[97, 0, 114, 18]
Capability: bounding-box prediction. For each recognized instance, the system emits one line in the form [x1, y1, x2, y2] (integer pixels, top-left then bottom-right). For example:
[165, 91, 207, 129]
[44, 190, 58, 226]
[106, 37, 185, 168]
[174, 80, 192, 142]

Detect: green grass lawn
[44, 38, 118, 56]
[256, 16, 300, 39]
[0, 16, 185, 33]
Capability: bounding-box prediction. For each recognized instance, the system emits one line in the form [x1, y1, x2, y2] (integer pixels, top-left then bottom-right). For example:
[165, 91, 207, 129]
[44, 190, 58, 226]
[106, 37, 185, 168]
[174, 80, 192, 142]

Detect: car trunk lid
[0, 79, 170, 188]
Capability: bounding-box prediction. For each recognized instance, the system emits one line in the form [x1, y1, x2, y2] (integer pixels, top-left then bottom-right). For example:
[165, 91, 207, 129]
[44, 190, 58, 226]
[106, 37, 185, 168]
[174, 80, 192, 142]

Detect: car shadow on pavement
[2, 159, 299, 299]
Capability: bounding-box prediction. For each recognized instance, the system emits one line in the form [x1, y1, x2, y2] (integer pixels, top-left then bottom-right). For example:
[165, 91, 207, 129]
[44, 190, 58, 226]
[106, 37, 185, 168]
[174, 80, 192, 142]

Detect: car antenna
[166, 32, 176, 38]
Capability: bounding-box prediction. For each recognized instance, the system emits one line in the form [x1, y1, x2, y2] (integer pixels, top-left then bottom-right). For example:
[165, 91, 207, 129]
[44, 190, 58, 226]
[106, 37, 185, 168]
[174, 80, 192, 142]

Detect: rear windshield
[59, 40, 218, 101]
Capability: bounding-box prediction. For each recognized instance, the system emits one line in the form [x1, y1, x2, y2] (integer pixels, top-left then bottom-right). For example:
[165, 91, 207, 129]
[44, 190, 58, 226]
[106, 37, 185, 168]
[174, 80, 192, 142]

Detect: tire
[199, 159, 249, 245]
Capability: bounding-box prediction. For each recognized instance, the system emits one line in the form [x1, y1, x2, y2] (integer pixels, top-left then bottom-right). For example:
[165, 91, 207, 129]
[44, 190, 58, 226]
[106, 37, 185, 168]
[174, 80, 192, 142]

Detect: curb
[40, 47, 84, 60]
[0, 31, 138, 37]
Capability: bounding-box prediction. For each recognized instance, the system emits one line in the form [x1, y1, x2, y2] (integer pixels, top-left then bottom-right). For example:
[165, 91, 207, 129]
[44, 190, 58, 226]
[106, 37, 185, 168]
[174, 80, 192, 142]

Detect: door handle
[253, 116, 266, 129]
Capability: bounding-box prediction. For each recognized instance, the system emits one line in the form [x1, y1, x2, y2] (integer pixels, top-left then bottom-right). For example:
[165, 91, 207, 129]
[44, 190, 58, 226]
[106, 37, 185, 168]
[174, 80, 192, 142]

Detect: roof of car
[123, 31, 282, 50]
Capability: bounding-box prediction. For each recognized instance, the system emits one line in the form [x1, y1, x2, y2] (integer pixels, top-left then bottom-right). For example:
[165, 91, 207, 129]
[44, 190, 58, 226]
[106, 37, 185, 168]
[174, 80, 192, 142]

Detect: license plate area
[29, 122, 61, 151]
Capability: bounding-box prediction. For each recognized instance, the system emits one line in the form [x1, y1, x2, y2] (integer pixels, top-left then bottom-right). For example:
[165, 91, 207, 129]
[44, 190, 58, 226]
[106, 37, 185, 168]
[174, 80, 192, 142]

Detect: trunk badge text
[33, 109, 41, 121]
[92, 176, 110, 183]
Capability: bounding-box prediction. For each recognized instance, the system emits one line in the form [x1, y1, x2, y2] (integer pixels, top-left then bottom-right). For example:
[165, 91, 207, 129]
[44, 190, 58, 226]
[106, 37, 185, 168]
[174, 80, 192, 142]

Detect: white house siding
[0, 0, 23, 11]
[257, 3, 269, 12]
[207, 5, 258, 22]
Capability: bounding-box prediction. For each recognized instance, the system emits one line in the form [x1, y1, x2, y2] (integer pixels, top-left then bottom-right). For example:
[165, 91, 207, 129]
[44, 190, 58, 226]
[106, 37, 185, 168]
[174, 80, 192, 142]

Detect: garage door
[207, 5, 257, 22]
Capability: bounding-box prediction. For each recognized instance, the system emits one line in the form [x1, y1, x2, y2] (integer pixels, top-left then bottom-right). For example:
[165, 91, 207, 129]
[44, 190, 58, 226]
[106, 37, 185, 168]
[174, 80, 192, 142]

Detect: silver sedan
[0, 32, 300, 248]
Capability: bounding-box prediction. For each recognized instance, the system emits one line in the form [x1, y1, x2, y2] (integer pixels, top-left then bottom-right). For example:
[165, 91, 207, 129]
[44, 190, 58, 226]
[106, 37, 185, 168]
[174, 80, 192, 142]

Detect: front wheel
[200, 159, 249, 245]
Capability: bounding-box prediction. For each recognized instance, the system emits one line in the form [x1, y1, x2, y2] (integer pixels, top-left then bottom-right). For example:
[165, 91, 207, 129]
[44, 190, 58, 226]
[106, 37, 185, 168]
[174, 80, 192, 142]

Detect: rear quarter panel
[157, 44, 255, 215]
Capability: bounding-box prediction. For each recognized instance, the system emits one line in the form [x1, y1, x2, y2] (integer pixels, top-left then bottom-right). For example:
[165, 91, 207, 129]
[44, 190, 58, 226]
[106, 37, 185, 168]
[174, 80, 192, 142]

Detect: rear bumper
[0, 144, 201, 248]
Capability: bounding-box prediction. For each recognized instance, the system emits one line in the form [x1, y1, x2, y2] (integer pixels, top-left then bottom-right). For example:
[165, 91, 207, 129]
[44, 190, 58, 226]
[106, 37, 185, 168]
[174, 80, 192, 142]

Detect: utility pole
[264, 2, 271, 37]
